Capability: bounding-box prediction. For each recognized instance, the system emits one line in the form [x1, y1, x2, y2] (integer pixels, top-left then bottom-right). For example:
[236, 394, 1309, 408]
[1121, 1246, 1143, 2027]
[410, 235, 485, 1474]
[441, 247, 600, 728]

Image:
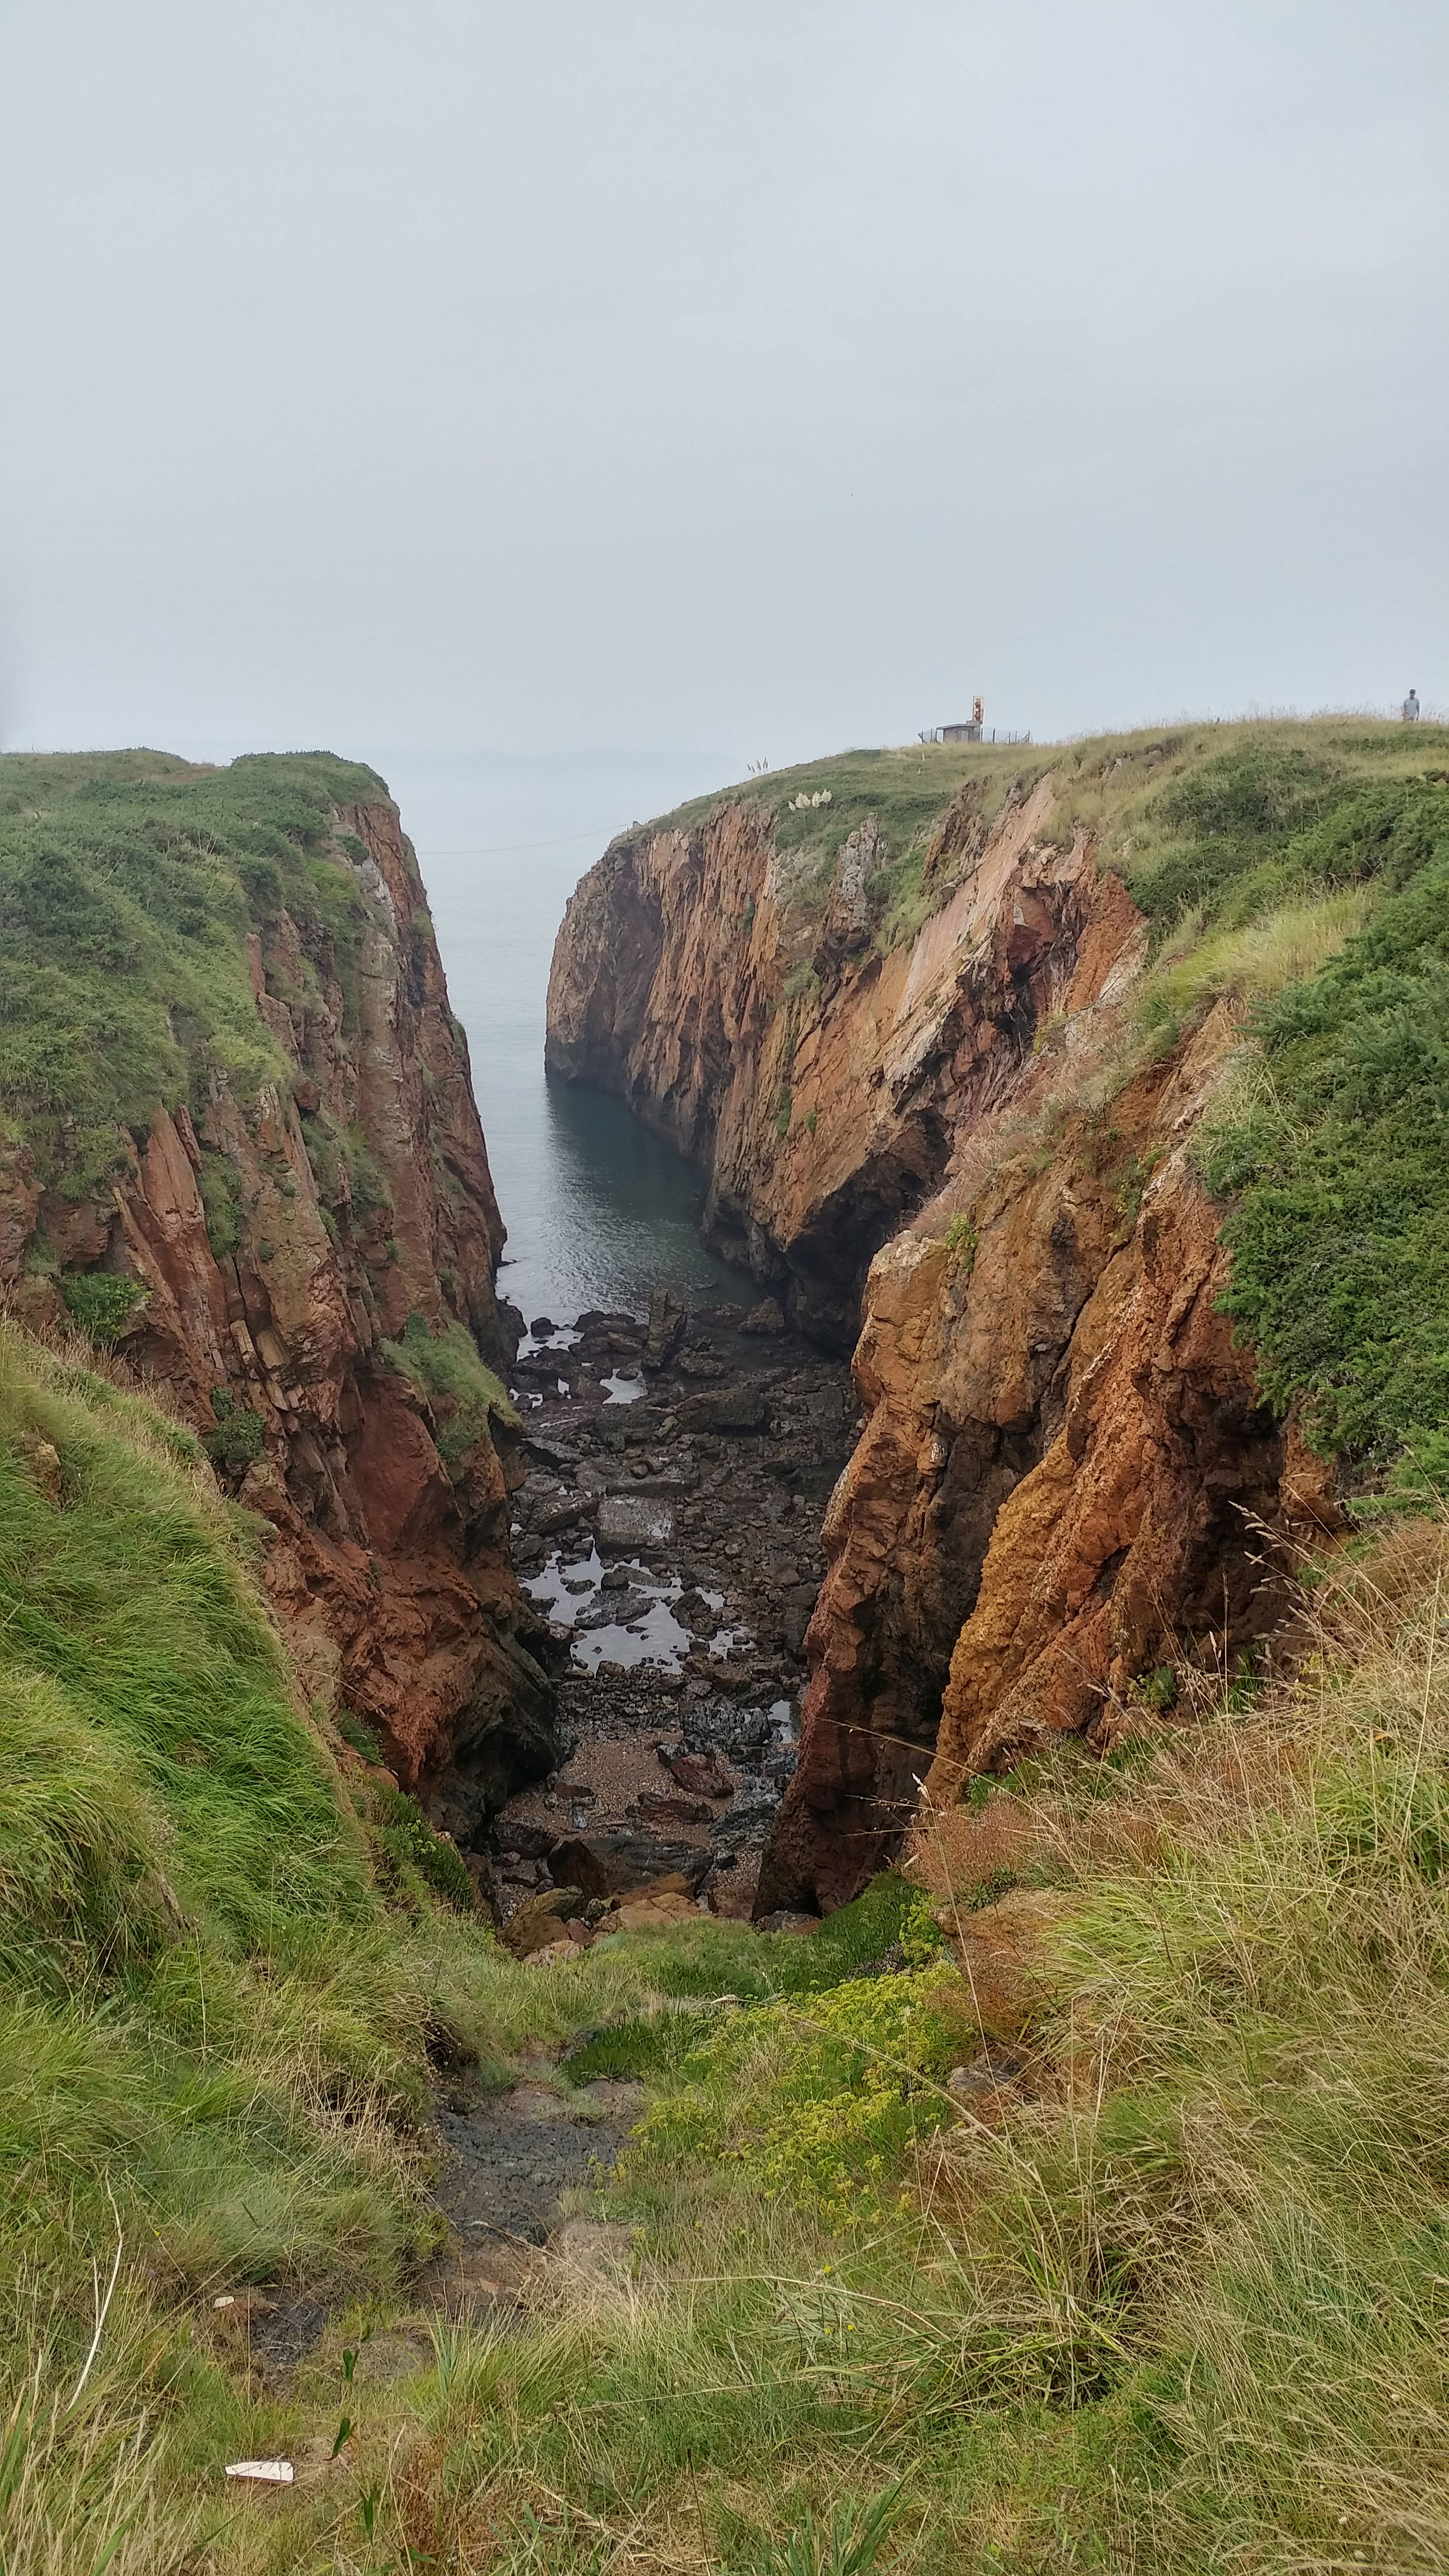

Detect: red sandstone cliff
[547, 752, 1339, 1910]
[1, 790, 556, 1821]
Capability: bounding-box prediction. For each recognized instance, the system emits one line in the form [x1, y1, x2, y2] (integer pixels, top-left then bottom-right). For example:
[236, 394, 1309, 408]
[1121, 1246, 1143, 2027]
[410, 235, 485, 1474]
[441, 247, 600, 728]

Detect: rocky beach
[468, 1288, 858, 1935]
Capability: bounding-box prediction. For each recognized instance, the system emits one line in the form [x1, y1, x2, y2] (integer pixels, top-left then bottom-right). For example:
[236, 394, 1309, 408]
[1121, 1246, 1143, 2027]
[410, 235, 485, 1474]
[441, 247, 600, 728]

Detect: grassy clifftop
[633, 715, 1446, 947]
[0, 747, 399, 1197]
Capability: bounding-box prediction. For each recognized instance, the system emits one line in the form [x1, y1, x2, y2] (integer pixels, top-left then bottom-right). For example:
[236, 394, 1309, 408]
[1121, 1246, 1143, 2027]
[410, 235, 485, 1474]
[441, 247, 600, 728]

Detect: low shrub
[58, 1272, 146, 1341]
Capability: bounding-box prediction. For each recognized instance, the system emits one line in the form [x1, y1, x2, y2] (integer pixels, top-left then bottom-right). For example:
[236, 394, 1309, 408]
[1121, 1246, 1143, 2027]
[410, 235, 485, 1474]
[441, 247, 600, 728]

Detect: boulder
[524, 1434, 581, 1473]
[613, 1889, 701, 1932]
[496, 1299, 527, 1352]
[682, 1698, 772, 1760]
[596, 1495, 675, 1553]
[636, 1789, 712, 1828]
[667, 1748, 735, 1799]
[495, 1819, 560, 1861]
[546, 1830, 712, 1895]
[499, 1886, 586, 1958]
[739, 1297, 786, 1336]
[676, 1387, 769, 1436]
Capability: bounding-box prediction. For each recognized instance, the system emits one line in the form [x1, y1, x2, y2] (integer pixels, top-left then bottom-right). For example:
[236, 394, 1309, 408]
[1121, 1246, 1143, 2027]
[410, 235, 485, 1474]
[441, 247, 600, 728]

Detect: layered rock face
[548, 750, 1340, 1910]
[0, 759, 556, 1815]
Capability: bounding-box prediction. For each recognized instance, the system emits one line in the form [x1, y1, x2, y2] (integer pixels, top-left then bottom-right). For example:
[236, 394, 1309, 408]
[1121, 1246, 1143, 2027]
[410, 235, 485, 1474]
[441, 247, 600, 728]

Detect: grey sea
[370, 747, 744, 1324]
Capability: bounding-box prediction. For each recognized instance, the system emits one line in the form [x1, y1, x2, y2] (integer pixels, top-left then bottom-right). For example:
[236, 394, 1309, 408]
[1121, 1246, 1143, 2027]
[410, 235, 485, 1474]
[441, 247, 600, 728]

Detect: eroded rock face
[758, 1012, 1342, 1910]
[549, 761, 1341, 1913]
[9, 792, 556, 1810]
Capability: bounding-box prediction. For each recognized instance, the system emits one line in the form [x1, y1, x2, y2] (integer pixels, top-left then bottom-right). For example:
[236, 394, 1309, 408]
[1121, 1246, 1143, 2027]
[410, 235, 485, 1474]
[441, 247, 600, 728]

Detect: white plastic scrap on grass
[225, 2459, 295, 2485]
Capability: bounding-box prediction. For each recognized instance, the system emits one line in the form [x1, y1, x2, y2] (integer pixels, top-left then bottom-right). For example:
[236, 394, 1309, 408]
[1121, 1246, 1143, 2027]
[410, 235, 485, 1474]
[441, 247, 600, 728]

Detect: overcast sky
[3, 0, 1445, 781]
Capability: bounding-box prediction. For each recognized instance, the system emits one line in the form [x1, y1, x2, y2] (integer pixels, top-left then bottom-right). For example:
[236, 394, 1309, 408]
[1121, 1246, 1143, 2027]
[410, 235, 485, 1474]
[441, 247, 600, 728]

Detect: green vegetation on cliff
[381, 1311, 520, 1470]
[0, 748, 395, 1195]
[1206, 790, 1449, 1472]
[0, 1320, 471, 2297]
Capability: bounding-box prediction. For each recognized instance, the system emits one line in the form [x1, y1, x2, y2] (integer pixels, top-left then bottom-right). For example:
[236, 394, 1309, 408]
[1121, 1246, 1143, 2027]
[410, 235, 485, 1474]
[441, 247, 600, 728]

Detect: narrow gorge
[7, 722, 1449, 2573]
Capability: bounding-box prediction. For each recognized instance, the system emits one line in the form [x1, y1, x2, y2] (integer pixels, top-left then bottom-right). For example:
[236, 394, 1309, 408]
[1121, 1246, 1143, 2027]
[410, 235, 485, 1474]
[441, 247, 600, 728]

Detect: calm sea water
[372, 748, 744, 1323]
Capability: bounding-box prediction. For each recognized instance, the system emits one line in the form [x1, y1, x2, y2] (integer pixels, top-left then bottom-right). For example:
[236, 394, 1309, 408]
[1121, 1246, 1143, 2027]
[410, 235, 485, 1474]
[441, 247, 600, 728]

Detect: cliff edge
[547, 720, 1449, 1906]
[0, 749, 556, 1834]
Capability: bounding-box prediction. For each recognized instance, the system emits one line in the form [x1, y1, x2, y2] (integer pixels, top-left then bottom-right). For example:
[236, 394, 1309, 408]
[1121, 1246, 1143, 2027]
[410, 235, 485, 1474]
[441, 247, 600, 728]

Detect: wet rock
[614, 1406, 665, 1444]
[524, 1434, 581, 1472]
[574, 1589, 651, 1630]
[672, 1587, 718, 1637]
[683, 1699, 772, 1760]
[530, 1316, 557, 1337]
[708, 1779, 780, 1849]
[598, 1564, 631, 1592]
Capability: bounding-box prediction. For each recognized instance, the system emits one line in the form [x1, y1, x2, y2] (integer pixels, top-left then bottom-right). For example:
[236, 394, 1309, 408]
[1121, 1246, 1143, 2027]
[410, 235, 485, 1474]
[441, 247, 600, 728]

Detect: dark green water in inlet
[370, 748, 744, 1323]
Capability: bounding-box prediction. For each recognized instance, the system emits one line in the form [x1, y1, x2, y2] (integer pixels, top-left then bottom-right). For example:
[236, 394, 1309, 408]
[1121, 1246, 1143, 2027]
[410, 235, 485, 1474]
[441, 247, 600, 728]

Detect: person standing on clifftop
[1404, 688, 1420, 721]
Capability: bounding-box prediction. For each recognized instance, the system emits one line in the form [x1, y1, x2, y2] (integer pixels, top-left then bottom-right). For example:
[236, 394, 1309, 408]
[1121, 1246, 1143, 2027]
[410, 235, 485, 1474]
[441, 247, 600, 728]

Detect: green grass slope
[7, 1269, 1449, 2573]
[0, 1320, 925, 2570]
[0, 747, 395, 1198]
[0, 1319, 471, 2300]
